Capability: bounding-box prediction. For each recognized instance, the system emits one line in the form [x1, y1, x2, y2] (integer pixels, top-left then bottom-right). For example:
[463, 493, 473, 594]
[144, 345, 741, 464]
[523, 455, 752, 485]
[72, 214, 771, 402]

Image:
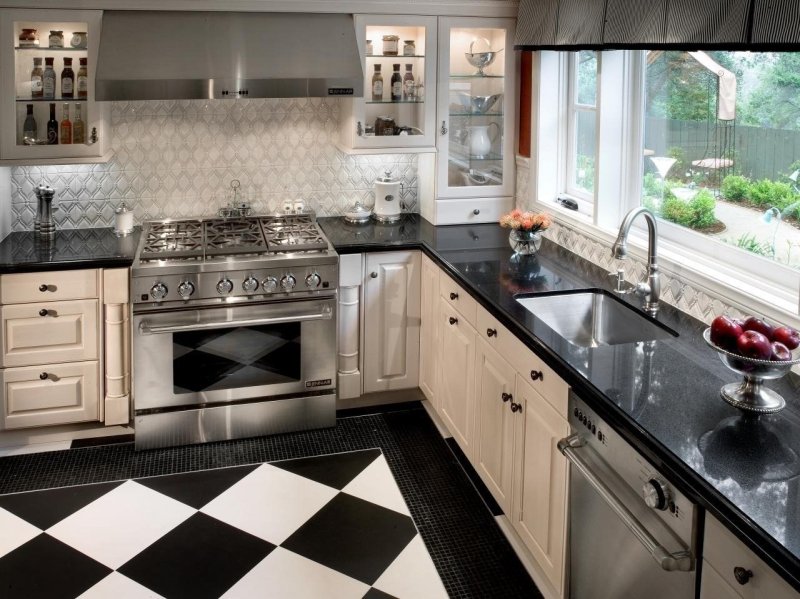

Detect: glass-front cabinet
[436, 17, 516, 199]
[0, 9, 107, 162]
[339, 15, 437, 152]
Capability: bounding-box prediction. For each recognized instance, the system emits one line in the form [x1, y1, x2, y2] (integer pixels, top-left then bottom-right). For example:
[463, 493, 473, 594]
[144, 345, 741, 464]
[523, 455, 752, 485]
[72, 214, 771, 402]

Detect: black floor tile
[0, 534, 111, 599]
[70, 434, 135, 449]
[118, 512, 275, 599]
[272, 447, 380, 490]
[444, 437, 504, 517]
[135, 463, 259, 509]
[363, 588, 399, 599]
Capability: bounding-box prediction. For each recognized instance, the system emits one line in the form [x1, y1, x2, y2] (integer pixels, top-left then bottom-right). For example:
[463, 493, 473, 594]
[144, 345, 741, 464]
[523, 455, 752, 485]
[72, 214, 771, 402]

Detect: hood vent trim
[96, 11, 363, 100]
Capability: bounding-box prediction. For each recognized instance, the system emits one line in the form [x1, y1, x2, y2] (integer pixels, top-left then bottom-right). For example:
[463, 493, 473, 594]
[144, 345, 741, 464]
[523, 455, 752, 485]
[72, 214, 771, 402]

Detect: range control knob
[150, 282, 168, 301]
[216, 278, 234, 295]
[280, 275, 296, 291]
[262, 276, 279, 293]
[643, 478, 670, 511]
[177, 281, 195, 299]
[242, 276, 259, 293]
[305, 273, 321, 288]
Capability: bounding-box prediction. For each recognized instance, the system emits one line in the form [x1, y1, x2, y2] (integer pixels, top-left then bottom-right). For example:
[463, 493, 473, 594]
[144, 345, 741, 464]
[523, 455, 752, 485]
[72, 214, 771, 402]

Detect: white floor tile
[372, 535, 448, 599]
[47, 480, 195, 569]
[78, 572, 165, 599]
[201, 464, 338, 545]
[221, 547, 369, 599]
[0, 507, 41, 559]
[341, 457, 410, 516]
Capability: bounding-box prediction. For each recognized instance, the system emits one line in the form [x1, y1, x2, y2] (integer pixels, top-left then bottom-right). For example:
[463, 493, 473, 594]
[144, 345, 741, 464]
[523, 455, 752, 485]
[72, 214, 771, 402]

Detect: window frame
[565, 50, 599, 205]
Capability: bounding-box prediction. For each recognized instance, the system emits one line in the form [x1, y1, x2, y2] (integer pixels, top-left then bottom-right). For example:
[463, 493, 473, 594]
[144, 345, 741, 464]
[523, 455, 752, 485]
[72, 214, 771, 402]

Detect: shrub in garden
[688, 189, 716, 229]
[721, 175, 751, 202]
[749, 179, 794, 208]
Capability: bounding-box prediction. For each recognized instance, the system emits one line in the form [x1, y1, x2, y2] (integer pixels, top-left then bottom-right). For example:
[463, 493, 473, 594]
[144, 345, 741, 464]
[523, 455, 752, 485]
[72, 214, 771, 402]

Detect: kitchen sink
[515, 291, 676, 348]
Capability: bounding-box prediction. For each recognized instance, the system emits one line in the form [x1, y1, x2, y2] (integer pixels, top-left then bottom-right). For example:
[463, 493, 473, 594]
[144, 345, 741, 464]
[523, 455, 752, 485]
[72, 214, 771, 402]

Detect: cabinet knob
[448, 316, 458, 325]
[501, 392, 512, 403]
[39, 284, 48, 292]
[531, 370, 544, 381]
[441, 121, 448, 135]
[370, 271, 378, 279]
[449, 292, 459, 300]
[511, 401, 522, 413]
[473, 209, 481, 215]
[38, 309, 48, 317]
[39, 372, 48, 380]
[487, 328, 497, 337]
[733, 567, 753, 585]
[356, 121, 363, 136]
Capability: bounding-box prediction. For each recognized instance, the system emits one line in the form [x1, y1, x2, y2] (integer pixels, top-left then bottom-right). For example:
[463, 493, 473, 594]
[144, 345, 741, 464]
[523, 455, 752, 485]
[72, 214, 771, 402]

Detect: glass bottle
[60, 103, 72, 144]
[371, 64, 383, 101]
[77, 58, 88, 99]
[31, 58, 43, 99]
[403, 64, 415, 101]
[23, 104, 37, 144]
[61, 57, 74, 99]
[43, 57, 56, 100]
[73, 103, 85, 144]
[390, 63, 402, 102]
[47, 103, 58, 144]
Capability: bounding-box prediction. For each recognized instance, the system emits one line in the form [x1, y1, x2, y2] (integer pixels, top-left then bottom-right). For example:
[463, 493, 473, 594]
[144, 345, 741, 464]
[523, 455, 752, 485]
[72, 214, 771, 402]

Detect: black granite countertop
[0, 227, 140, 274]
[319, 214, 800, 591]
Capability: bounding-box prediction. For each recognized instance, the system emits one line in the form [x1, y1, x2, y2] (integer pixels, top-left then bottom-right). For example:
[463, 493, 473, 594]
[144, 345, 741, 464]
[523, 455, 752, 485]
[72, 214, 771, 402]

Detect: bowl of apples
[704, 315, 800, 414]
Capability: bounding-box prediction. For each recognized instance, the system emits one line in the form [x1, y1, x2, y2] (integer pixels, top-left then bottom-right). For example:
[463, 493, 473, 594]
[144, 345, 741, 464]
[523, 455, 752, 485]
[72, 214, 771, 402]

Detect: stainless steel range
[131, 212, 338, 450]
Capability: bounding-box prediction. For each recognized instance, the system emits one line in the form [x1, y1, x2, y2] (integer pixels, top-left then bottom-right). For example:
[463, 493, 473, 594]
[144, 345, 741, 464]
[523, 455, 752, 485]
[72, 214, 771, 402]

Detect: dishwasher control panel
[568, 393, 696, 541]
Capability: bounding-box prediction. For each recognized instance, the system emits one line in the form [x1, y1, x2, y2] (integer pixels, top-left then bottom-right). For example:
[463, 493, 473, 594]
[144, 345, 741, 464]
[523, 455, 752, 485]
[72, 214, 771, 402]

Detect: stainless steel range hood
[96, 11, 363, 100]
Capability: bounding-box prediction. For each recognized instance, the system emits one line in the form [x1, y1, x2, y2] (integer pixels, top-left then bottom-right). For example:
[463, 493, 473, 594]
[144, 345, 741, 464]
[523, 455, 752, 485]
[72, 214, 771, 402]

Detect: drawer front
[1, 299, 99, 367]
[440, 271, 477, 326]
[1, 361, 100, 430]
[435, 197, 513, 225]
[1, 269, 98, 304]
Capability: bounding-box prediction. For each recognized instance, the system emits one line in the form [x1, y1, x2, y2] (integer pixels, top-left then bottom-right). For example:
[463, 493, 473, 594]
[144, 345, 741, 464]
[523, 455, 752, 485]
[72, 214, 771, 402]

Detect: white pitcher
[468, 123, 500, 158]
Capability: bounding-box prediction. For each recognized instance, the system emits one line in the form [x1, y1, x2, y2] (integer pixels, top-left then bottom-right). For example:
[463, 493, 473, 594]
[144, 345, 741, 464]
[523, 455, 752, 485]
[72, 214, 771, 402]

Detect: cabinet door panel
[473, 337, 517, 513]
[1, 299, 98, 367]
[1, 268, 97, 304]
[437, 296, 476, 456]
[363, 251, 420, 392]
[1, 361, 99, 429]
[700, 560, 744, 599]
[512, 374, 569, 596]
[419, 254, 440, 406]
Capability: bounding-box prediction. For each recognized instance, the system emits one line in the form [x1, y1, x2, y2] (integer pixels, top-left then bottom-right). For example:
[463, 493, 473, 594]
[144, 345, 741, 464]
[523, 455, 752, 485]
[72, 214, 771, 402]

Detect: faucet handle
[611, 268, 628, 294]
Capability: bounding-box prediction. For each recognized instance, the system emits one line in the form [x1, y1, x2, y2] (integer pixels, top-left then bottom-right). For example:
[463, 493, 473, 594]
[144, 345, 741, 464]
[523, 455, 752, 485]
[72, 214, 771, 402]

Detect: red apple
[771, 341, 793, 362]
[737, 330, 773, 360]
[710, 315, 743, 351]
[742, 316, 775, 340]
[772, 326, 800, 350]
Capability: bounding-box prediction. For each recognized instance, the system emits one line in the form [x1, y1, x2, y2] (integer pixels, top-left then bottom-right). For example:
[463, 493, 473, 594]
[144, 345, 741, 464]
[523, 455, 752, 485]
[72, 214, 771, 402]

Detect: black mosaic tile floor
[0, 402, 542, 599]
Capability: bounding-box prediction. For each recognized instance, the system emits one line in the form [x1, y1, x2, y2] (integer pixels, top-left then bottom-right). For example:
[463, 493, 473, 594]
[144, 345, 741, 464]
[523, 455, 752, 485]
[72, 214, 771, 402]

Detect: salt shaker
[114, 201, 134, 236]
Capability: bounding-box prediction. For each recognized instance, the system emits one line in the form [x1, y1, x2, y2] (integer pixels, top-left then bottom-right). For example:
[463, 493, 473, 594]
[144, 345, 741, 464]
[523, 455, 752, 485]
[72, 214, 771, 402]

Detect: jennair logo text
[306, 379, 332, 388]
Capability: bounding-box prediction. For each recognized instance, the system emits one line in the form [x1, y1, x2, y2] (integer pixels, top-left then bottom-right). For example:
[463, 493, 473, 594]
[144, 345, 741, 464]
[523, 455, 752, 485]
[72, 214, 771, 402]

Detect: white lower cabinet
[701, 514, 799, 599]
[363, 251, 421, 393]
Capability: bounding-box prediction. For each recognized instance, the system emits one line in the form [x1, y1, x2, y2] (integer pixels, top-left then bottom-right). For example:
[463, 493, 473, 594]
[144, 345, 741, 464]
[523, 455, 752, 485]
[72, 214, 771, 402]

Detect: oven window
[172, 323, 301, 393]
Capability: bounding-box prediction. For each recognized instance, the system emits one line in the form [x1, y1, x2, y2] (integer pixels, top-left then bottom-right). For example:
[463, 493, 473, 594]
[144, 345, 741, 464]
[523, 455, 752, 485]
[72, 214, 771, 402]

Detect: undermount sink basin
[515, 291, 676, 348]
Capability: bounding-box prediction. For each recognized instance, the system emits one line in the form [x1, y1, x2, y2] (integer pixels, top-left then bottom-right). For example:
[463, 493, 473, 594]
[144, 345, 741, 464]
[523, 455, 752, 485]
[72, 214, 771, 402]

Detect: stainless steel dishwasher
[559, 392, 698, 599]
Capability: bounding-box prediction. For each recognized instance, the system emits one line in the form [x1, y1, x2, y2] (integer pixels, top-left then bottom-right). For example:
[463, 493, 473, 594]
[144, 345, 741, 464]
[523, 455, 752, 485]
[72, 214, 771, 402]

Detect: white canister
[114, 201, 134, 236]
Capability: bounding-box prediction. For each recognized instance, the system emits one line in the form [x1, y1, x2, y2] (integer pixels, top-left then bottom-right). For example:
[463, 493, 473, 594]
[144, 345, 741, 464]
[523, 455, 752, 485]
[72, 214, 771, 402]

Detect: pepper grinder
[33, 183, 56, 240]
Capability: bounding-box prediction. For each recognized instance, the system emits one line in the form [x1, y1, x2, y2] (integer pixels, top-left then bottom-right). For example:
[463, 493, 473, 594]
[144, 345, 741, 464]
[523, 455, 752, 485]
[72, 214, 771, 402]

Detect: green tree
[740, 54, 800, 130]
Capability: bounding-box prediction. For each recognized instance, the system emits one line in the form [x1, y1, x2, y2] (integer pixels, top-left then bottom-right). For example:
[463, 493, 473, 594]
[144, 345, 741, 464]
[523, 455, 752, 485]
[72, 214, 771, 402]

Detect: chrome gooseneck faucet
[611, 207, 660, 316]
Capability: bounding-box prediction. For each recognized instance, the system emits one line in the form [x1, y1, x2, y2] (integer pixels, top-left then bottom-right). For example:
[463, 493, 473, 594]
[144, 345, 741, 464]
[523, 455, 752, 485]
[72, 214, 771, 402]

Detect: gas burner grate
[260, 215, 328, 253]
[140, 220, 204, 260]
[204, 218, 267, 256]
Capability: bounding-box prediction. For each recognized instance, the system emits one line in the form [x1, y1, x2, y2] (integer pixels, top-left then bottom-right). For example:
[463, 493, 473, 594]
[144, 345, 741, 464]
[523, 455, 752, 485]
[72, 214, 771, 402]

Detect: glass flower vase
[508, 229, 542, 255]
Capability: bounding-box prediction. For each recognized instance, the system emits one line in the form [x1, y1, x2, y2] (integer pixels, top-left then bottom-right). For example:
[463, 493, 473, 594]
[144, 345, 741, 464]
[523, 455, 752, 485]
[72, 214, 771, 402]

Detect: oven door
[133, 297, 336, 411]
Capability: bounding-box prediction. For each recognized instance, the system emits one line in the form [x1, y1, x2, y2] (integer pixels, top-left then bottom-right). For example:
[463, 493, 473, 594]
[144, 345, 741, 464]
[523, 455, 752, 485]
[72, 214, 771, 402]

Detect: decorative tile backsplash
[10, 99, 418, 231]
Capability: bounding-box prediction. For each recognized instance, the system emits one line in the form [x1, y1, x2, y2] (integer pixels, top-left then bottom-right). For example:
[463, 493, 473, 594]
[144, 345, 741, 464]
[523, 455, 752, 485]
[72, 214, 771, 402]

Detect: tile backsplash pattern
[10, 99, 418, 230]
[516, 161, 747, 325]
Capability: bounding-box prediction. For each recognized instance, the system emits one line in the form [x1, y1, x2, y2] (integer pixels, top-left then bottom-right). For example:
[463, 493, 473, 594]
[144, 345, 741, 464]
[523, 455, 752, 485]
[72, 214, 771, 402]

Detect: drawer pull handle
[733, 567, 753, 585]
[510, 401, 522, 413]
[473, 209, 480, 215]
[449, 316, 458, 325]
[450, 292, 459, 300]
[38, 309, 48, 317]
[531, 370, 544, 381]
[39, 372, 48, 380]
[370, 272, 378, 279]
[501, 392, 512, 403]
[39, 284, 48, 292]
[487, 328, 497, 337]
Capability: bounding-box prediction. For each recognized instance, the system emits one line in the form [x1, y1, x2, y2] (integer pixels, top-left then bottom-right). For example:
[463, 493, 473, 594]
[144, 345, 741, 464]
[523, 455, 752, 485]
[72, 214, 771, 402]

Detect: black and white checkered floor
[0, 449, 447, 598]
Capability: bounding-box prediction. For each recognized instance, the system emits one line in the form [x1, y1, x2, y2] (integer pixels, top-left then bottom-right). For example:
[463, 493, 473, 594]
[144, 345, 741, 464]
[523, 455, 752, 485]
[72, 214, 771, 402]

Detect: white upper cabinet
[339, 15, 438, 153]
[0, 9, 109, 164]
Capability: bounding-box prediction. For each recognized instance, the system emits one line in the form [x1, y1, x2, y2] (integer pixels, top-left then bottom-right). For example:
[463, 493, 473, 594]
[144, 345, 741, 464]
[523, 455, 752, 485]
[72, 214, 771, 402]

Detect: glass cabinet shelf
[450, 151, 503, 161]
[450, 74, 505, 80]
[17, 97, 86, 102]
[450, 112, 503, 117]
[366, 54, 425, 58]
[366, 99, 424, 104]
[15, 46, 86, 51]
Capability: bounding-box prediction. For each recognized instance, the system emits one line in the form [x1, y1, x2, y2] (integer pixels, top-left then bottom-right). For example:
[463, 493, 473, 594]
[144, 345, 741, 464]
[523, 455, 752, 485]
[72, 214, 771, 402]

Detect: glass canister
[48, 30, 64, 48]
[365, 39, 373, 55]
[403, 40, 416, 56]
[70, 31, 87, 49]
[18, 29, 38, 47]
[114, 201, 134, 236]
[382, 35, 399, 56]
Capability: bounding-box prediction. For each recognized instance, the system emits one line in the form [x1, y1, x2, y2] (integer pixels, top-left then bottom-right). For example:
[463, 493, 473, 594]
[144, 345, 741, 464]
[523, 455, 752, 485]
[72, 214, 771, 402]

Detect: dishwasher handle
[558, 434, 694, 573]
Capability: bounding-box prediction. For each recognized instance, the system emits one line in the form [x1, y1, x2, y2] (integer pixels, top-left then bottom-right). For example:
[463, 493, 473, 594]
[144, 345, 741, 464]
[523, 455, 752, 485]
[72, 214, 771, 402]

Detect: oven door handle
[138, 309, 332, 335]
[558, 434, 694, 573]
